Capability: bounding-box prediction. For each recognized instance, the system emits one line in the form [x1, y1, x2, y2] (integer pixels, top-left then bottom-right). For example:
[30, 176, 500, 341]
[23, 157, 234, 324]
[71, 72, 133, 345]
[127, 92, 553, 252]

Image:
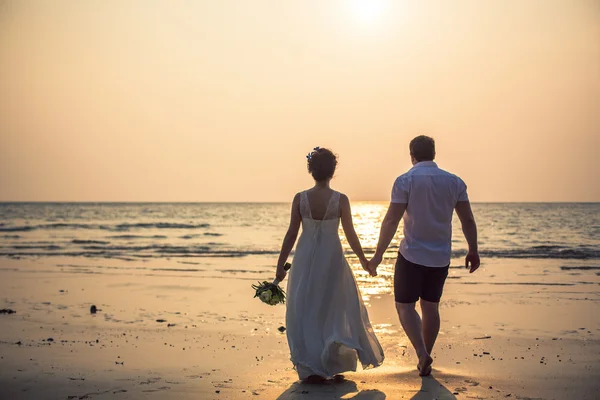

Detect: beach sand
[0, 256, 599, 400]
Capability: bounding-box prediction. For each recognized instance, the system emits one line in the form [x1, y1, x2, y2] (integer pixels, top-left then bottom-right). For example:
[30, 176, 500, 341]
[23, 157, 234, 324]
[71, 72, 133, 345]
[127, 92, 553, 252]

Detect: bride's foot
[417, 354, 433, 376]
[303, 375, 327, 384]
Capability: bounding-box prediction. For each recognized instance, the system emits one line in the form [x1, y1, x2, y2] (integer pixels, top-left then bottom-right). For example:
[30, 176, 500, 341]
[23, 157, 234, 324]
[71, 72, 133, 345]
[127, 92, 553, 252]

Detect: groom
[368, 135, 480, 376]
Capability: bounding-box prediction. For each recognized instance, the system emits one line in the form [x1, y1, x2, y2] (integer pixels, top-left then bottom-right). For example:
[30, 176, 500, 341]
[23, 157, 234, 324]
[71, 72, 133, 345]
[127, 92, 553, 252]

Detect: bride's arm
[340, 194, 369, 272]
[275, 193, 302, 281]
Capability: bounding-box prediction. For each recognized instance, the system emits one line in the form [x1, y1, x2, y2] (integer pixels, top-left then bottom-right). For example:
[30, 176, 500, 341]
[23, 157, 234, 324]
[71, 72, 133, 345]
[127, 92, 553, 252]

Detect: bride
[274, 147, 384, 383]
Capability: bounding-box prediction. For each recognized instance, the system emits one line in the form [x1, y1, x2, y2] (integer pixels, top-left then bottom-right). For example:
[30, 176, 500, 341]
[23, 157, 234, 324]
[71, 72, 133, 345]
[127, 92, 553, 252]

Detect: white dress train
[286, 190, 384, 379]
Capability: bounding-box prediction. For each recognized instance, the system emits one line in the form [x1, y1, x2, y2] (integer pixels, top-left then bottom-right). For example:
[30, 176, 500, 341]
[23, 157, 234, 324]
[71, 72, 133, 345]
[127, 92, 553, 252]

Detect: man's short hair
[409, 135, 435, 162]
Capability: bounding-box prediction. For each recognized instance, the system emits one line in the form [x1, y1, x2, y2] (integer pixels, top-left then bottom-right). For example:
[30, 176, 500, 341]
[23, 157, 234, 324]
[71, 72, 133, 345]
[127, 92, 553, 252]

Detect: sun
[351, 0, 387, 25]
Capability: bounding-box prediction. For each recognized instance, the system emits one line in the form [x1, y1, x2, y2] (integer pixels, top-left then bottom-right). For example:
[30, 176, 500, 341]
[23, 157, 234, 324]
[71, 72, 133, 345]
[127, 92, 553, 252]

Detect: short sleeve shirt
[391, 161, 469, 267]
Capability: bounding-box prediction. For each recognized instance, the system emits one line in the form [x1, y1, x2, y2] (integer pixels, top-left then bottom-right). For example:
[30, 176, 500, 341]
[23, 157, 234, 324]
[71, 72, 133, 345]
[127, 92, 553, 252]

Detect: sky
[0, 0, 599, 202]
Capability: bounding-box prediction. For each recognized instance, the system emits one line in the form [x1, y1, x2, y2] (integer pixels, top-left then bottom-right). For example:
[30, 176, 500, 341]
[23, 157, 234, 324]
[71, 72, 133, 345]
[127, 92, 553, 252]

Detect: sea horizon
[1, 200, 599, 204]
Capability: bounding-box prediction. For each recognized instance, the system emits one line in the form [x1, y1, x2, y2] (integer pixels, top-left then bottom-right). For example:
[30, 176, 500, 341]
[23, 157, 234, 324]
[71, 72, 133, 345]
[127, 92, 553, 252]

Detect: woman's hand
[359, 257, 371, 275]
[367, 253, 383, 277]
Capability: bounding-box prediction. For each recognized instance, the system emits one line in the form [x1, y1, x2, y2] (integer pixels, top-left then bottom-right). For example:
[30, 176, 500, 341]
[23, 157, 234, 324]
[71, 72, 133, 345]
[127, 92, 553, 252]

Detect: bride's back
[303, 188, 340, 220]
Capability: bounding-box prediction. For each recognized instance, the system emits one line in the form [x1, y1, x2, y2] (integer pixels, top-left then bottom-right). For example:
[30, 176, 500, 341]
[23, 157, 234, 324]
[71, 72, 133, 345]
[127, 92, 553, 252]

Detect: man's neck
[413, 160, 436, 166]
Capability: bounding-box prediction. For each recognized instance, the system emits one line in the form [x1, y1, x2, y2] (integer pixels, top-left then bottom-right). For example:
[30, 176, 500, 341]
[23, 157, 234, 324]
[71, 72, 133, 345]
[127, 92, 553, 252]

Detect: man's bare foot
[417, 355, 433, 376]
[303, 375, 327, 384]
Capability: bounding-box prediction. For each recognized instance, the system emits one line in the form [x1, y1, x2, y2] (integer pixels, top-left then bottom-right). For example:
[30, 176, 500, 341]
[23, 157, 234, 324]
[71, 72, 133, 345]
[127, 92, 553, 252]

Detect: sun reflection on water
[342, 202, 403, 299]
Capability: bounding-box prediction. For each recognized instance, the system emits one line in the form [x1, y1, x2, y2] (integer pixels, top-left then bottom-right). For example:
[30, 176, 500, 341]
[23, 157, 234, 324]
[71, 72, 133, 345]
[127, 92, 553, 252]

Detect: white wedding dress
[286, 190, 384, 379]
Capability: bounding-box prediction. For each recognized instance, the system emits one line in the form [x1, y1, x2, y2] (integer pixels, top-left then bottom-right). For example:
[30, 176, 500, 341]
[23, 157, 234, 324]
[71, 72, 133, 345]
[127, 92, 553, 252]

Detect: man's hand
[368, 254, 383, 276]
[465, 251, 480, 273]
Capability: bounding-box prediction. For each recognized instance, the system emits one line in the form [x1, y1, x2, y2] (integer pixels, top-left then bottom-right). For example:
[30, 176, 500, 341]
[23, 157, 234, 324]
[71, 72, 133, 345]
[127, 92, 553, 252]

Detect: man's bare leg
[396, 302, 432, 376]
[420, 299, 441, 355]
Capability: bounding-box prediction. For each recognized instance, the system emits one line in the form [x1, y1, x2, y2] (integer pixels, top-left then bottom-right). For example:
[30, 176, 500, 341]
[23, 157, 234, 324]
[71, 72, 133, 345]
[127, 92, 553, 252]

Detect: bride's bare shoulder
[336, 192, 350, 207]
[336, 190, 349, 200]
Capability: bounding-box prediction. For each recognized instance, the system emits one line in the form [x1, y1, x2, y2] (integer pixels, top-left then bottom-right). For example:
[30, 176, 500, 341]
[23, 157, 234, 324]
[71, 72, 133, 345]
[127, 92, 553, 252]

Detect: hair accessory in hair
[306, 146, 320, 162]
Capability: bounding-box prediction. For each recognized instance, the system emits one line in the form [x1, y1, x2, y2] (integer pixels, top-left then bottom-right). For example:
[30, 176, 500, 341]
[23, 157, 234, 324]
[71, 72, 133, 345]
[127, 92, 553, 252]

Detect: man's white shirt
[391, 161, 469, 267]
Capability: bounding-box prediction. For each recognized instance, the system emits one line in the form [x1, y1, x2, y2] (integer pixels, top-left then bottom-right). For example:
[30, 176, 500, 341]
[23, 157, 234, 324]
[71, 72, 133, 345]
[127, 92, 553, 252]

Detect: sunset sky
[1, 0, 598, 202]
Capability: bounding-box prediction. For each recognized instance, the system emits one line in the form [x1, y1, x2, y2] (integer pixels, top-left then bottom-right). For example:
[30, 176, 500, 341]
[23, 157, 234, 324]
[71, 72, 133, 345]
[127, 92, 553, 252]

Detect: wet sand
[0, 256, 599, 399]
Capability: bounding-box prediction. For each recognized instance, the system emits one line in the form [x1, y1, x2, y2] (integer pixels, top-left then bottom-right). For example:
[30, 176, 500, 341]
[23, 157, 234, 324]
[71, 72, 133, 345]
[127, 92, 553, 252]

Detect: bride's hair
[307, 148, 337, 181]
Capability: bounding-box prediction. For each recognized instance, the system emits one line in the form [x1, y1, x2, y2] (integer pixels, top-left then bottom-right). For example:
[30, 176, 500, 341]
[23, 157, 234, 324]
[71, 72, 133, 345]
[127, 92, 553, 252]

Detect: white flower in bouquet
[268, 294, 281, 305]
[260, 289, 273, 302]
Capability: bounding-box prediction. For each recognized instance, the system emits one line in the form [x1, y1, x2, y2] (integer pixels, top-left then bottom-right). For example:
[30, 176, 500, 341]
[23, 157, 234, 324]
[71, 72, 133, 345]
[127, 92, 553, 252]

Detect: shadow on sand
[275, 379, 386, 400]
[410, 375, 457, 400]
[276, 368, 466, 400]
[377, 368, 460, 400]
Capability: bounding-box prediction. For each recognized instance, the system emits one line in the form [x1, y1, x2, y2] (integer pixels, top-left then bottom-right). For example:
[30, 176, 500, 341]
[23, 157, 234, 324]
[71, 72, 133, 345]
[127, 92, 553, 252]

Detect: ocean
[1, 202, 599, 400]
[1, 202, 599, 294]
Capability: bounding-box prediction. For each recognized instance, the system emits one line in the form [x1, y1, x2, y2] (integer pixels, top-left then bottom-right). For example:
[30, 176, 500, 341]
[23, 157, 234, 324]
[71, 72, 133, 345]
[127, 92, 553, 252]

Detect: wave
[57, 264, 207, 273]
[113, 222, 210, 230]
[77, 244, 278, 257]
[0, 247, 280, 259]
[71, 239, 110, 245]
[458, 246, 600, 260]
[80, 244, 210, 252]
[0, 222, 210, 233]
[181, 233, 223, 239]
[150, 268, 206, 272]
[10, 245, 63, 250]
[0, 226, 37, 232]
[1, 240, 598, 261]
[354, 245, 600, 260]
[107, 235, 168, 239]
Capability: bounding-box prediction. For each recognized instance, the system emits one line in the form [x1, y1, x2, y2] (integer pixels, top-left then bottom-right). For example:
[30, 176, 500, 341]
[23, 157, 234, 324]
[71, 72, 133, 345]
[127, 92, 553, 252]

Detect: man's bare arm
[369, 202, 407, 274]
[455, 201, 480, 273]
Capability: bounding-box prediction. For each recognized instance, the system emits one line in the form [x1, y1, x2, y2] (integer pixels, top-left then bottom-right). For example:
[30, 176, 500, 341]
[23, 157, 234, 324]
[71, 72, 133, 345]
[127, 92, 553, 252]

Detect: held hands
[359, 255, 378, 277]
[367, 253, 383, 277]
[465, 250, 480, 273]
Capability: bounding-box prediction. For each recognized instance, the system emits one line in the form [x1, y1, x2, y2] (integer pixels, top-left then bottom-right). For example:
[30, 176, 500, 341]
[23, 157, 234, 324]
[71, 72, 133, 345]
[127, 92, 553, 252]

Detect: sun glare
[351, 0, 387, 25]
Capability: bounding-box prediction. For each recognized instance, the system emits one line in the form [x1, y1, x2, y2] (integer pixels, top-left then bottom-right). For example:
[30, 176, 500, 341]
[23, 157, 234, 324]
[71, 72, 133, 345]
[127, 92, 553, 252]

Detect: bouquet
[252, 262, 291, 306]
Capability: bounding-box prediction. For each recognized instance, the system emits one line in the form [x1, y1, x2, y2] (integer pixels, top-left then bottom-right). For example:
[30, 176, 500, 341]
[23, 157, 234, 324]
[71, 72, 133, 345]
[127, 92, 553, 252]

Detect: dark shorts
[394, 254, 449, 303]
